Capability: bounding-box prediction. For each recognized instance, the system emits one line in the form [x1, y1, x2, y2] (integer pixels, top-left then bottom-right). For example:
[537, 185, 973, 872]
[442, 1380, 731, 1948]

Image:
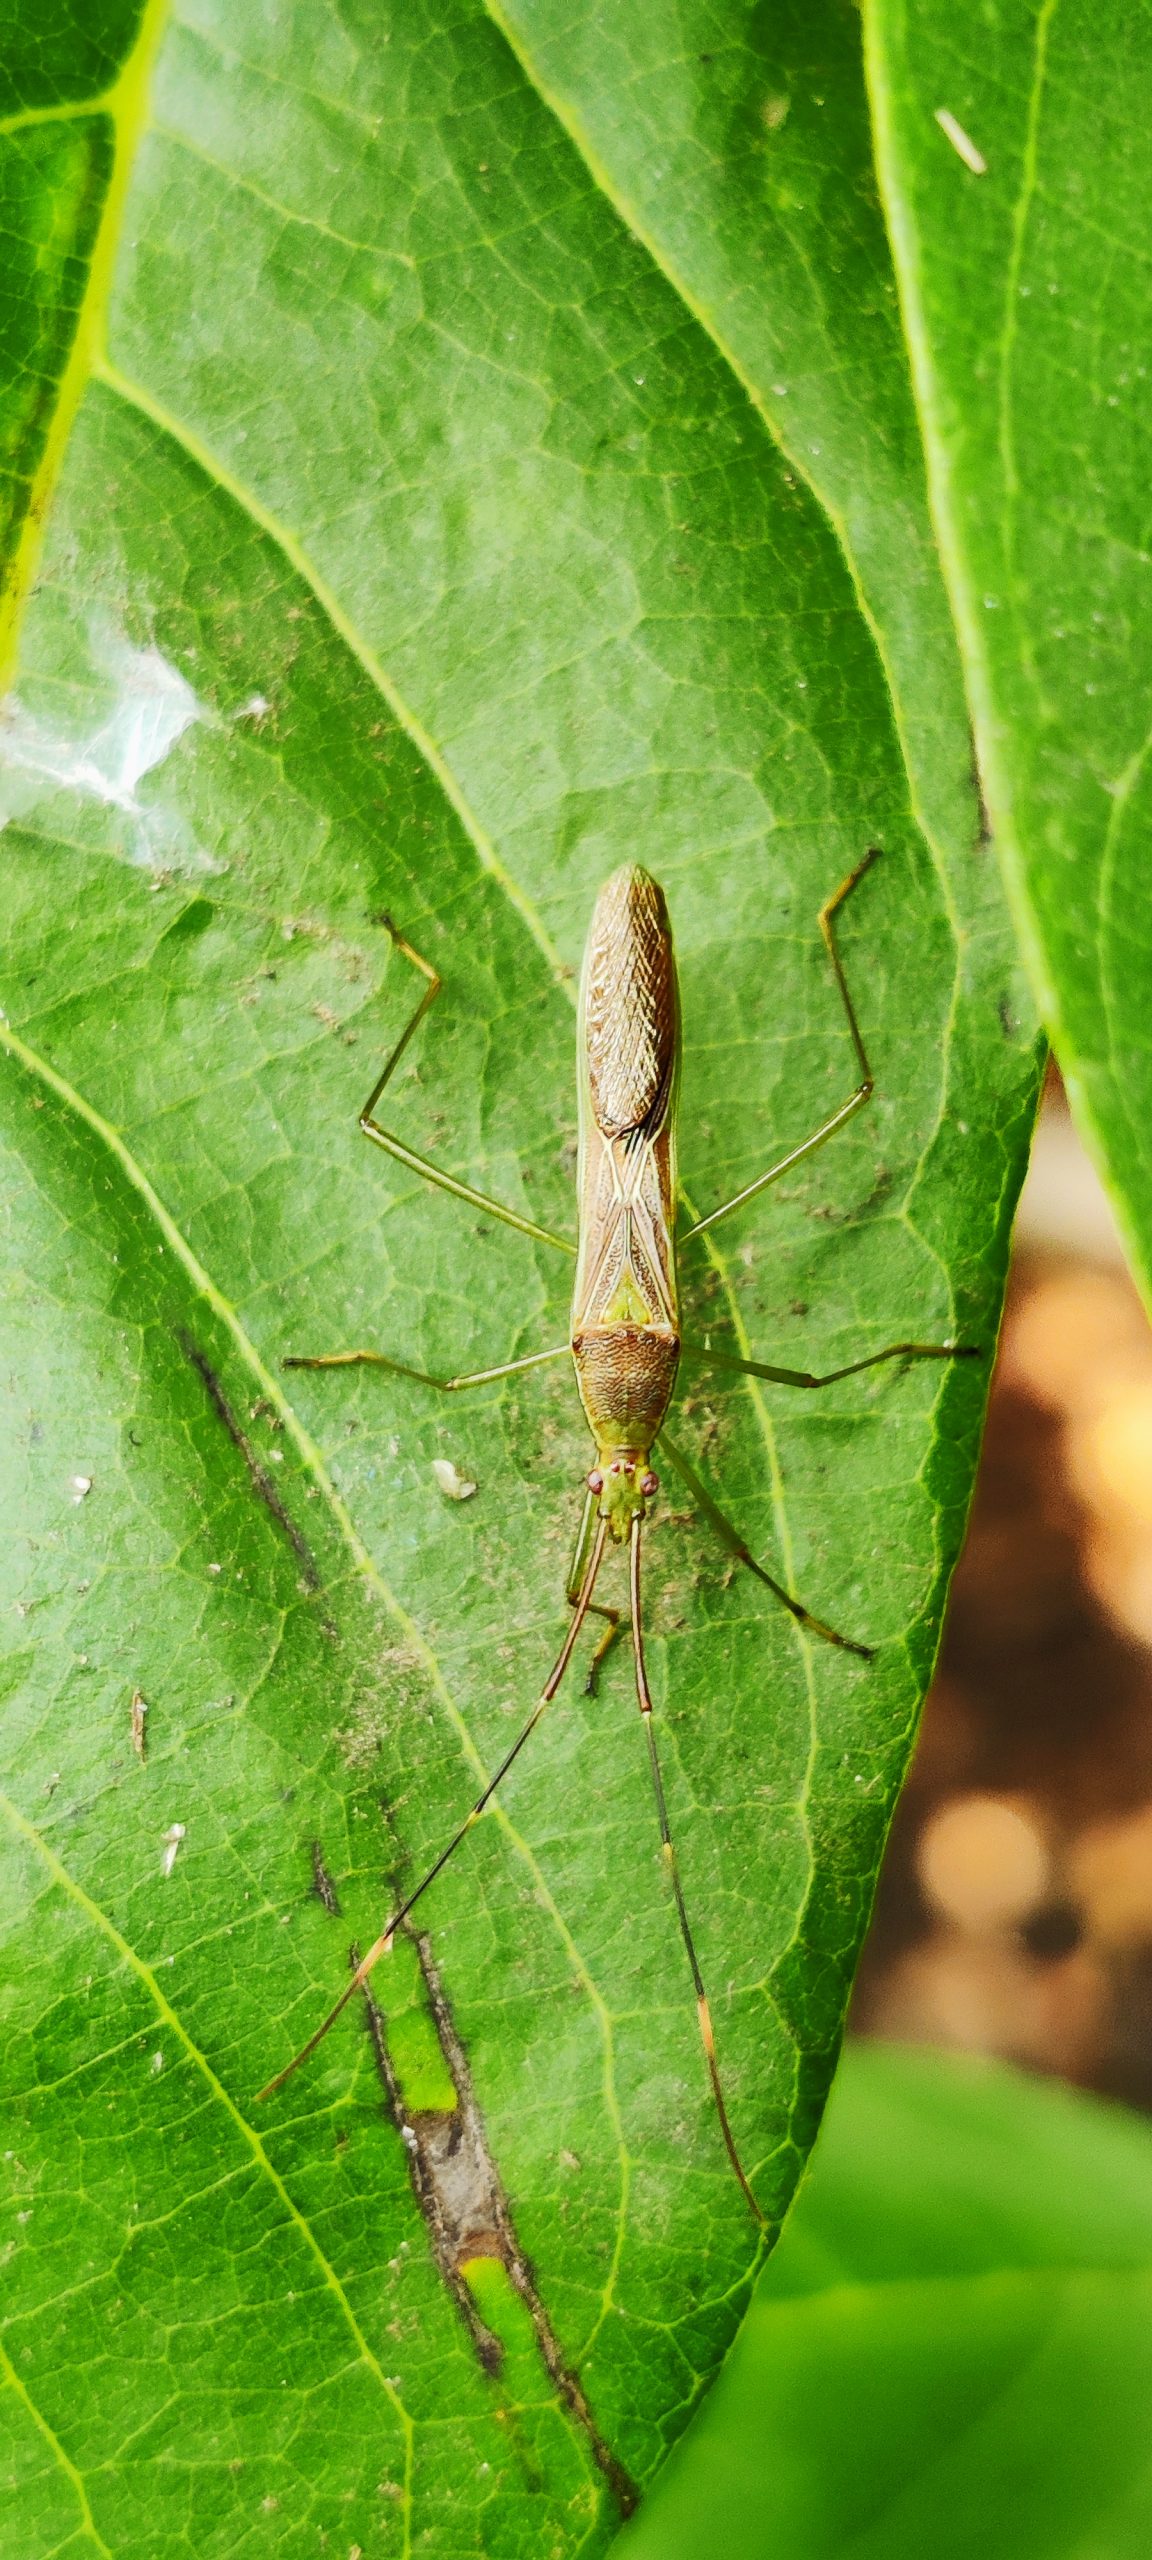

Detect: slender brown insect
[258, 854, 976, 2215]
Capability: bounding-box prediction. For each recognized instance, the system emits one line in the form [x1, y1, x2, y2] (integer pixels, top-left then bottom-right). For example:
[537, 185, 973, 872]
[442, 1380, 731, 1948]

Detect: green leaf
[863, 0, 1152, 1295]
[616, 2041, 1152, 2559]
[0, 0, 1037, 2549]
[485, 0, 978, 873]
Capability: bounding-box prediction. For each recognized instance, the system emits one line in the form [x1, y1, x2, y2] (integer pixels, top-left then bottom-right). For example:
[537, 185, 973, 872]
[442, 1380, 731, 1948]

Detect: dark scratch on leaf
[414, 1925, 636, 2513]
[970, 727, 994, 847]
[179, 1332, 322, 1591]
[310, 1842, 342, 1914]
[341, 1904, 637, 2514]
[356, 1949, 505, 2379]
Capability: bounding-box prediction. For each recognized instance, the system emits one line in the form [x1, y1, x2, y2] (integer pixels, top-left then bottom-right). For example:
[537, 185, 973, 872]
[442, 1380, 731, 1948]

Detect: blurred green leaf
[618, 2042, 1152, 2559]
[863, 0, 1152, 1295]
[0, 0, 1037, 2551]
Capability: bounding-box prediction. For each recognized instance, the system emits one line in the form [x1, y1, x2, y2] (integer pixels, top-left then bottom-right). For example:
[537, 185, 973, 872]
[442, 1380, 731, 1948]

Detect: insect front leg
[566, 1486, 624, 1696]
[284, 1342, 569, 1389]
[657, 1428, 872, 1660]
[628, 1516, 764, 2224]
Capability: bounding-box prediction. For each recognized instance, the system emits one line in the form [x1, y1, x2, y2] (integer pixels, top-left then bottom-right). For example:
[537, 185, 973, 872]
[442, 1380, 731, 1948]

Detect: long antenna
[629, 1515, 764, 2225]
[256, 1519, 610, 2103]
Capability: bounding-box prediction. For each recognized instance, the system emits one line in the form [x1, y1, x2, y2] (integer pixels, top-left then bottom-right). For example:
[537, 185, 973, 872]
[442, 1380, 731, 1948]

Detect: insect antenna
[629, 1515, 765, 2225]
[255, 1519, 610, 2104]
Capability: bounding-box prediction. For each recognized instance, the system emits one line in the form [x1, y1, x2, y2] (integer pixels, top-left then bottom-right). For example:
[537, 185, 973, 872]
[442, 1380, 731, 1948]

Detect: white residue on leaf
[131, 1689, 148, 1761]
[0, 613, 215, 872]
[934, 108, 987, 174]
[161, 1823, 186, 1878]
[432, 1456, 477, 1502]
[70, 1475, 92, 1503]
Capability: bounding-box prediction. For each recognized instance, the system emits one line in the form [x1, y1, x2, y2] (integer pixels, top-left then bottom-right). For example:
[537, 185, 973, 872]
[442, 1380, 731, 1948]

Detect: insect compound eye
[587, 1469, 604, 1495]
[641, 1471, 659, 1499]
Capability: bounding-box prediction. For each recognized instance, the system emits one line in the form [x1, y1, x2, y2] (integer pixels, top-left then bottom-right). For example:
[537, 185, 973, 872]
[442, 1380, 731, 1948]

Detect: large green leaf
[862, 0, 1152, 1296]
[618, 2042, 1152, 2558]
[0, 0, 1037, 2549]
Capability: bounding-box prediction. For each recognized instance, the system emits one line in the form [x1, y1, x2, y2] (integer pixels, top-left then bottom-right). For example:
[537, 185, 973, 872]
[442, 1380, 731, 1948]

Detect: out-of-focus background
[854, 1069, 1152, 2110]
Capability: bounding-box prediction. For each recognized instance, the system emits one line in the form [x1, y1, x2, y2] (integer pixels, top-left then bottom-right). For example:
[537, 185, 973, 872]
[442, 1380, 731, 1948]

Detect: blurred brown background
[854, 1070, 1152, 2109]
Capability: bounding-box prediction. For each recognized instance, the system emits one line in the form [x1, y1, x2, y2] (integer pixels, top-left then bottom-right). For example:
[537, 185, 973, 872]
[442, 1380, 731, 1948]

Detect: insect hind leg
[629, 1516, 765, 2224]
[566, 1486, 624, 1694]
[681, 846, 881, 1245]
[284, 1341, 568, 1390]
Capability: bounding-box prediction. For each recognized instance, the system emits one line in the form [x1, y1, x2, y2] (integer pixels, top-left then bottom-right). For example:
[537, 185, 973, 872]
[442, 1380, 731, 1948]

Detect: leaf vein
[0, 2336, 113, 2560]
[1, 1786, 417, 2521]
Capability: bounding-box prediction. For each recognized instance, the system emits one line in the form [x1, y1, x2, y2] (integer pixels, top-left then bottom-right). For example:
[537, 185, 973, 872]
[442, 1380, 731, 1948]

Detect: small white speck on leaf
[934, 108, 987, 174]
[208, 1561, 222, 1575]
[70, 1475, 92, 1503]
[150, 2051, 164, 2074]
[161, 1823, 186, 1878]
[432, 1457, 477, 1502]
[131, 1690, 148, 1761]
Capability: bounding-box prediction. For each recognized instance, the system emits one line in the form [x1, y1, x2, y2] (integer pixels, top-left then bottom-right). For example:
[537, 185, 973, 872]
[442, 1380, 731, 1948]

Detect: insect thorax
[571, 1320, 680, 1456]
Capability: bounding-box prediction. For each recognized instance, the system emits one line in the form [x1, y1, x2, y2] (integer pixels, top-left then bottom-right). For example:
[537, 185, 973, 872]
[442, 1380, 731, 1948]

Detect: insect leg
[566, 1487, 624, 1696]
[680, 1337, 981, 1390]
[680, 847, 880, 1244]
[629, 1517, 764, 2224]
[657, 1428, 872, 1661]
[358, 913, 576, 1257]
[284, 1341, 569, 1388]
[255, 1519, 609, 2103]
